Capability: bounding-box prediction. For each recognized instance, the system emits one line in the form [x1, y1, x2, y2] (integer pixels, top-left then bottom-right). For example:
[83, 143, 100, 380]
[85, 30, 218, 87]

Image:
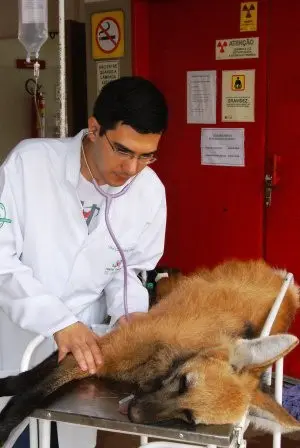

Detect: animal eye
[178, 375, 188, 394]
[182, 409, 195, 424]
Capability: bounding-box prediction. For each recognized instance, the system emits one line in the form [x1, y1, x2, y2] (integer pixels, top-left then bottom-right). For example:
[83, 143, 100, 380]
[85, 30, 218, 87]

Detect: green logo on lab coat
[0, 203, 12, 228]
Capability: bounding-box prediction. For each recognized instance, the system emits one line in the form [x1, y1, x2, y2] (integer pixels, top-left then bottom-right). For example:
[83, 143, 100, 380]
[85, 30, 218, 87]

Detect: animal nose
[128, 402, 145, 423]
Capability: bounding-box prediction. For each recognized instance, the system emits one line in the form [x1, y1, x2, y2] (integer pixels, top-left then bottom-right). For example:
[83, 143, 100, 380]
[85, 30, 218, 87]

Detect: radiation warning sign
[92, 10, 124, 59]
[216, 37, 259, 60]
[240, 2, 257, 32]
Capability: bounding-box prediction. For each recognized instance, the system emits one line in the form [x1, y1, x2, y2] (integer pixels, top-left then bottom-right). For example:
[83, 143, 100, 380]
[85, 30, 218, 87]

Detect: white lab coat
[0, 129, 166, 373]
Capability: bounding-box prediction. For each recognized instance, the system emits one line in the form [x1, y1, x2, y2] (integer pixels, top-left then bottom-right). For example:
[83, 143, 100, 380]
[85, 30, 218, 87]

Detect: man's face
[87, 119, 162, 187]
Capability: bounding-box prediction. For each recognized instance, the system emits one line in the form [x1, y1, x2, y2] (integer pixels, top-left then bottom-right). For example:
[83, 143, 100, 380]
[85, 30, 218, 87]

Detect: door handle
[264, 174, 273, 207]
[264, 154, 281, 208]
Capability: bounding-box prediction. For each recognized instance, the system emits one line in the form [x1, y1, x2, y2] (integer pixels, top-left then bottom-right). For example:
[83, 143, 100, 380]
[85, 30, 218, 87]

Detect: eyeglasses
[104, 133, 157, 165]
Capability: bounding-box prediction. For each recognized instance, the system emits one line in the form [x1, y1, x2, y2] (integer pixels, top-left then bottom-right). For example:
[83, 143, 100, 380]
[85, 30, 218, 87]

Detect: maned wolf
[0, 259, 299, 444]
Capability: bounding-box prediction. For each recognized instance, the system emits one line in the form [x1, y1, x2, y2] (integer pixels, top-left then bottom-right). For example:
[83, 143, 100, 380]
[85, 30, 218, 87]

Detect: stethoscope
[81, 133, 137, 321]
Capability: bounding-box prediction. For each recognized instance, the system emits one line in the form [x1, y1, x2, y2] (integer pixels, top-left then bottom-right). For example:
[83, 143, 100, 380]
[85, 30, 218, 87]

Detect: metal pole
[29, 419, 39, 448]
[260, 273, 294, 337]
[140, 436, 148, 445]
[58, 0, 66, 137]
[39, 420, 52, 448]
[272, 357, 284, 448]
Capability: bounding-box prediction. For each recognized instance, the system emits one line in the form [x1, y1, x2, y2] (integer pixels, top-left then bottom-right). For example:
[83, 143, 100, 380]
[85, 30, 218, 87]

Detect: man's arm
[0, 161, 102, 373]
[0, 162, 78, 336]
[104, 192, 167, 325]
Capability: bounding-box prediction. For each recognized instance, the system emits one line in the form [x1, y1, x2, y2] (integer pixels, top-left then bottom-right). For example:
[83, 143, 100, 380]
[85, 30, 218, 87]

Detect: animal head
[128, 334, 300, 432]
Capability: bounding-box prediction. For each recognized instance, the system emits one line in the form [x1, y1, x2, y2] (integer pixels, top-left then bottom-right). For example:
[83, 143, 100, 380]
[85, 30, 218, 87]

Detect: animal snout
[127, 396, 167, 424]
[127, 400, 145, 423]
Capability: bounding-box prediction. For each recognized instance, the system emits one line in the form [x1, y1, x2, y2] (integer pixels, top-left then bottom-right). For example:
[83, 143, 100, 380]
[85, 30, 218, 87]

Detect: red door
[132, 0, 268, 271]
[264, 0, 300, 378]
[131, 0, 300, 377]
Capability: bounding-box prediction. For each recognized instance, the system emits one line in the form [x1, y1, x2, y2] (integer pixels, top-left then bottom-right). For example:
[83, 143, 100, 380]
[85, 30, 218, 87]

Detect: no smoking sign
[96, 18, 120, 53]
[92, 10, 124, 59]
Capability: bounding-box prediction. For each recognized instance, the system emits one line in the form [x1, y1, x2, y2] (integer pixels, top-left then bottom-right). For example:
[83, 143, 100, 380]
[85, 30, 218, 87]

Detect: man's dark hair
[93, 76, 168, 135]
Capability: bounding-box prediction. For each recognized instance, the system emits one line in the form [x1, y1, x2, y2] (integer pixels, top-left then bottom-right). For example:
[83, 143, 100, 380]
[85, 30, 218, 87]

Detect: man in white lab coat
[0, 76, 168, 447]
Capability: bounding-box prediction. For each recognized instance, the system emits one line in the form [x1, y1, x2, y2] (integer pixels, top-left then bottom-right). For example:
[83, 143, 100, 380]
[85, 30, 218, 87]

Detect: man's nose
[123, 157, 139, 176]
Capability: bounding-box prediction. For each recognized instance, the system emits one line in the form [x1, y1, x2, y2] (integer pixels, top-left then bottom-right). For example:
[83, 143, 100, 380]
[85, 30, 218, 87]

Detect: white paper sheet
[201, 128, 245, 167]
[187, 71, 216, 124]
[96, 60, 120, 95]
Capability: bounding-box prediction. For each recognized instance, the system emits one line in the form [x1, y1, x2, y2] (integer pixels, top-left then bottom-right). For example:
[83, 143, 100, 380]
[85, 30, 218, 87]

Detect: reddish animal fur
[94, 259, 300, 428]
[0, 259, 299, 444]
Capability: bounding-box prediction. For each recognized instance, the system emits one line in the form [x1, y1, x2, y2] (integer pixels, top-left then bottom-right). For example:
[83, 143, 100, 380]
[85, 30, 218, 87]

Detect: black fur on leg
[0, 354, 82, 444]
[0, 351, 58, 397]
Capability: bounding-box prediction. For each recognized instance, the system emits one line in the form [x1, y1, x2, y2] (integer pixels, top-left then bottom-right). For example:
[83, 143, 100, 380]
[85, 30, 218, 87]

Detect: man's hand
[53, 322, 103, 374]
[117, 312, 147, 327]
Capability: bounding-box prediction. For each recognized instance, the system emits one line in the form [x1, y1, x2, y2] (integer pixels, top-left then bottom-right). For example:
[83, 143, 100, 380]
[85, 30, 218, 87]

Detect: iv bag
[18, 0, 48, 62]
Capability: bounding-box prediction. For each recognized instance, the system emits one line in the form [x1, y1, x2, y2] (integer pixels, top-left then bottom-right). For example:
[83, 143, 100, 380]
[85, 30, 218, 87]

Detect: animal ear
[249, 389, 300, 433]
[231, 334, 298, 372]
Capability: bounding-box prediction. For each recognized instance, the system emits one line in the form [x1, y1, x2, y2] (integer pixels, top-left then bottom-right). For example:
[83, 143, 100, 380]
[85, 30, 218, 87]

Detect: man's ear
[87, 117, 100, 141]
[230, 334, 298, 372]
[249, 389, 300, 434]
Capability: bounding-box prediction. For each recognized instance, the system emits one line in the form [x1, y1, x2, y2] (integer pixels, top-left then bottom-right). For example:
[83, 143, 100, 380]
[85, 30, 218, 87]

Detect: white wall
[0, 0, 132, 160]
[0, 37, 59, 161]
[0, 0, 84, 39]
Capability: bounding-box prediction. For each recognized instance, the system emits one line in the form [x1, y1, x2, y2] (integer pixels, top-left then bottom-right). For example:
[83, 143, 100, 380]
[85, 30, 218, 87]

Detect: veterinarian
[0, 76, 168, 447]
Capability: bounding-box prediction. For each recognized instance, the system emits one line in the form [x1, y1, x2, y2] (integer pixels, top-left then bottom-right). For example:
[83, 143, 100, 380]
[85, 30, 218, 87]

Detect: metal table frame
[30, 378, 243, 448]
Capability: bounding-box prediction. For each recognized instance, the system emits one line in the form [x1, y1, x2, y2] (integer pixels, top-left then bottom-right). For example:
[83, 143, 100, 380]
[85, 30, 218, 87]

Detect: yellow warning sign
[91, 10, 124, 60]
[232, 75, 245, 91]
[240, 2, 257, 32]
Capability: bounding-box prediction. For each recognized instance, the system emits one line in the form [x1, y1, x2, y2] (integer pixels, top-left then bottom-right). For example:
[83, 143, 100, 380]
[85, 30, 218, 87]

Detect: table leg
[38, 419, 51, 448]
